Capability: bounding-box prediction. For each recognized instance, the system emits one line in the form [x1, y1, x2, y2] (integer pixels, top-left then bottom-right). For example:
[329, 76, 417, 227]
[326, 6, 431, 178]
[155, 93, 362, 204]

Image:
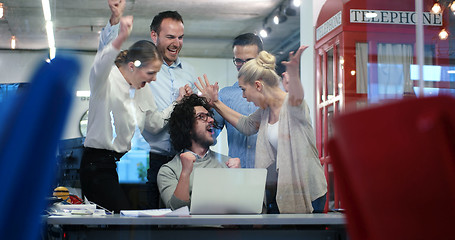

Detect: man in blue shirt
[99, 0, 197, 209]
[214, 33, 263, 168]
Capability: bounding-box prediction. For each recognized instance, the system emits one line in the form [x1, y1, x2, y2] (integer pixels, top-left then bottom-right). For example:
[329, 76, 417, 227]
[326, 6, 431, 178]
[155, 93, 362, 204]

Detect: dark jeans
[79, 147, 130, 213]
[266, 163, 279, 214]
[311, 193, 327, 213]
[146, 152, 174, 209]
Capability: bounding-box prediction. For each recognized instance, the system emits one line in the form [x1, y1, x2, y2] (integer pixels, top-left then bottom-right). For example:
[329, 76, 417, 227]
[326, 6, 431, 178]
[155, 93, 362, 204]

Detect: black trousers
[266, 162, 279, 214]
[79, 147, 130, 213]
[146, 152, 174, 209]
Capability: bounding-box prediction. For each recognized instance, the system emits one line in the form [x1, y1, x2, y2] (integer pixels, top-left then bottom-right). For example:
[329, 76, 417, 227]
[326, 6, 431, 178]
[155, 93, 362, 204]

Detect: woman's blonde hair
[238, 50, 280, 87]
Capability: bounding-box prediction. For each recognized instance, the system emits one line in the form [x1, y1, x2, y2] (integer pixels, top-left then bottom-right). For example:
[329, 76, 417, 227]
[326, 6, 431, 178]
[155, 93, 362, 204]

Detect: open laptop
[190, 168, 267, 215]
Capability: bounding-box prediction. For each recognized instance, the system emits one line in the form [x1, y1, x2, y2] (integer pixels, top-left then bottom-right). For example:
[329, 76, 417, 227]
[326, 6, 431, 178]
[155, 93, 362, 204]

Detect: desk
[45, 213, 347, 240]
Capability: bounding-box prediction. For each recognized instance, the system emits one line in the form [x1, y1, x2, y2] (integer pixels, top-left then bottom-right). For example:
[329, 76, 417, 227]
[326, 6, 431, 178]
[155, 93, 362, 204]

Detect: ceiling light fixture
[292, 0, 301, 7]
[285, 0, 298, 17]
[0, 3, 4, 19]
[273, 14, 287, 24]
[260, 25, 272, 38]
[41, 0, 55, 60]
[273, 15, 279, 25]
[273, 7, 288, 24]
[10, 36, 15, 49]
[259, 0, 299, 40]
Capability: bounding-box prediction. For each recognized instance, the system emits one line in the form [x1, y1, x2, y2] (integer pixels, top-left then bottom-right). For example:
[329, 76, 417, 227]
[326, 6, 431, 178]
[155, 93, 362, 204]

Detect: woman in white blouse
[196, 46, 327, 213]
[80, 16, 190, 212]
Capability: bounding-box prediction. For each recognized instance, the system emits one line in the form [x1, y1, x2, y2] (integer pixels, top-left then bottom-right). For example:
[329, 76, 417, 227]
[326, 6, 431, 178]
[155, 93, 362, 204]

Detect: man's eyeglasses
[195, 112, 213, 122]
[233, 57, 254, 67]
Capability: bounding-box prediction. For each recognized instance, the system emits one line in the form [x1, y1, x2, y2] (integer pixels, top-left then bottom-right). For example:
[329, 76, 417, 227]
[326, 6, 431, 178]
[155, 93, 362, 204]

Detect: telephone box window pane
[327, 48, 334, 99]
[328, 104, 334, 139]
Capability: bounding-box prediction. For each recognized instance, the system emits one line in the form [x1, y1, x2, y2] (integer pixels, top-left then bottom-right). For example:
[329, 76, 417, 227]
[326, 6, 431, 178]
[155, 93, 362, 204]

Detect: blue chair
[0, 55, 80, 240]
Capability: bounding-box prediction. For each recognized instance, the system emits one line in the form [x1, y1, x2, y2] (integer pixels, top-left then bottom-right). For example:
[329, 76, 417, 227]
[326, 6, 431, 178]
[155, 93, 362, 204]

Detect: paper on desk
[49, 203, 106, 216]
[120, 206, 189, 217]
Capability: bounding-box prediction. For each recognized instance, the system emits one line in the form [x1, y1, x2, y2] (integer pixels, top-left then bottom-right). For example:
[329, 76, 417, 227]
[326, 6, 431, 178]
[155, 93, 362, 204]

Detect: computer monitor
[55, 137, 85, 188]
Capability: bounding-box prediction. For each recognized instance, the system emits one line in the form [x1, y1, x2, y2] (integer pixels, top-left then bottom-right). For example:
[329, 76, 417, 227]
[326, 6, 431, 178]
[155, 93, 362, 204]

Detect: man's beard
[191, 132, 214, 150]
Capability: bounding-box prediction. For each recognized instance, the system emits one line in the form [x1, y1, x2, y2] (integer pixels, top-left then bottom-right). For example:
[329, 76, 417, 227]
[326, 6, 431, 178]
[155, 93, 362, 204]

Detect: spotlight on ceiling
[260, 26, 272, 38]
[285, 6, 297, 16]
[292, 0, 301, 7]
[273, 13, 287, 24]
[284, 0, 298, 16]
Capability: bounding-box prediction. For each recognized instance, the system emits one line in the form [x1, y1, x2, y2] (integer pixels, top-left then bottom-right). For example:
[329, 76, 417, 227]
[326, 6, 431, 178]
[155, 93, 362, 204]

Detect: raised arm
[173, 152, 195, 203]
[112, 16, 132, 50]
[157, 152, 196, 210]
[90, 16, 132, 94]
[195, 74, 243, 127]
[98, 0, 125, 51]
[142, 84, 192, 134]
[281, 45, 307, 106]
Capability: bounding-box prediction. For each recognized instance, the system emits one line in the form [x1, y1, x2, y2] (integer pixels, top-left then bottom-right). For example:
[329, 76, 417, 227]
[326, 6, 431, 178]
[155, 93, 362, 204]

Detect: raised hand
[281, 45, 307, 75]
[176, 84, 193, 101]
[183, 84, 193, 96]
[195, 74, 219, 106]
[180, 152, 196, 175]
[226, 158, 241, 168]
[117, 16, 133, 44]
[108, 0, 126, 25]
[112, 16, 133, 50]
[281, 45, 308, 105]
[174, 151, 196, 202]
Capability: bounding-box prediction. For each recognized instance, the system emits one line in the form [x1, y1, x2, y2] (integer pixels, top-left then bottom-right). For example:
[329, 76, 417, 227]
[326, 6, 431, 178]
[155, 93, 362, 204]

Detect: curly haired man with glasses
[157, 94, 240, 210]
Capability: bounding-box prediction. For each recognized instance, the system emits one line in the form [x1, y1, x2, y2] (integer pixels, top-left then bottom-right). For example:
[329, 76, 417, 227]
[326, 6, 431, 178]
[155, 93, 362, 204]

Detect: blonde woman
[196, 46, 327, 213]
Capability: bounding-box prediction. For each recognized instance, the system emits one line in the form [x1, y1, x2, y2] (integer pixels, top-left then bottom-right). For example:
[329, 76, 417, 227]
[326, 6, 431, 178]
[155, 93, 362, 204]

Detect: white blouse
[84, 43, 173, 153]
[267, 121, 279, 151]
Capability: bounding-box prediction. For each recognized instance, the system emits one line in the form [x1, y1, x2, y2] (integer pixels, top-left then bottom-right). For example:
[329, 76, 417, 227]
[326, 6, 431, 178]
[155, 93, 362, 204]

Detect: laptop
[190, 168, 267, 215]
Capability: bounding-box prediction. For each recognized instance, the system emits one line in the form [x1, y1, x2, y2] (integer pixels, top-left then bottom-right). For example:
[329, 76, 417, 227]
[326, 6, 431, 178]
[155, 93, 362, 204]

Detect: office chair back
[0, 55, 80, 240]
[329, 95, 455, 240]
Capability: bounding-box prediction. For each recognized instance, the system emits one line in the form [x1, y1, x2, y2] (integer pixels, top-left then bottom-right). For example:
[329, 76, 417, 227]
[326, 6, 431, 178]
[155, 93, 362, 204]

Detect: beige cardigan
[236, 95, 327, 213]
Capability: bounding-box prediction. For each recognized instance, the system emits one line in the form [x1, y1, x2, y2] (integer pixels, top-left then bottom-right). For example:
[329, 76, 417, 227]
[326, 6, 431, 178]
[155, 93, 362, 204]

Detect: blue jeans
[311, 193, 327, 213]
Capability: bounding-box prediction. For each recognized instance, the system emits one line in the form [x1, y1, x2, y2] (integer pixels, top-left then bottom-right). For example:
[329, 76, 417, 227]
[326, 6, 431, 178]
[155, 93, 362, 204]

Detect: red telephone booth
[315, 0, 451, 211]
